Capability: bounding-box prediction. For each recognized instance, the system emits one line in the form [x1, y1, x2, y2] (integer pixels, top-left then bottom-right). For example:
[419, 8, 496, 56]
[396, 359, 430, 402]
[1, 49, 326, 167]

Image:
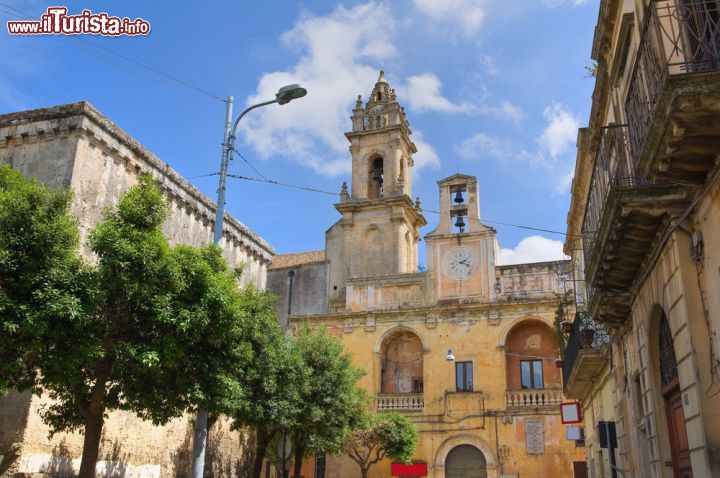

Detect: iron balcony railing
[562, 312, 610, 388]
[625, 0, 720, 160]
[581, 125, 654, 283]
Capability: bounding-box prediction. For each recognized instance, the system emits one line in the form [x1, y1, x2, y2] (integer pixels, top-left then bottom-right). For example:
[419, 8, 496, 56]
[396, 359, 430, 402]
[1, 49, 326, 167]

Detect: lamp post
[191, 83, 308, 478]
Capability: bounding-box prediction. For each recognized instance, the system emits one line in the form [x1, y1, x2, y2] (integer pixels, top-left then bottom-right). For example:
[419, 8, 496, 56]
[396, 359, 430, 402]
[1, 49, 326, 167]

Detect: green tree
[230, 315, 308, 478]
[289, 324, 366, 478]
[0, 168, 272, 478]
[343, 412, 419, 478]
[0, 165, 82, 394]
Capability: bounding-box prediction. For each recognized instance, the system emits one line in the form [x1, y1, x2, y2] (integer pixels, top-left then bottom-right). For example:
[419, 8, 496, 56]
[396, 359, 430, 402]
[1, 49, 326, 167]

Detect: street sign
[560, 401, 582, 424]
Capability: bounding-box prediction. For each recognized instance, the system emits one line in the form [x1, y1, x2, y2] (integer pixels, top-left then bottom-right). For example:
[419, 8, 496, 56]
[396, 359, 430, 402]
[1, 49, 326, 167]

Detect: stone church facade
[0, 102, 273, 477]
[267, 73, 585, 478]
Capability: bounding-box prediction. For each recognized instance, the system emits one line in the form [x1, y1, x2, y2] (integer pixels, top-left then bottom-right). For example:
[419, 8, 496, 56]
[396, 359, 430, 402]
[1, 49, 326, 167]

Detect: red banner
[391, 463, 428, 476]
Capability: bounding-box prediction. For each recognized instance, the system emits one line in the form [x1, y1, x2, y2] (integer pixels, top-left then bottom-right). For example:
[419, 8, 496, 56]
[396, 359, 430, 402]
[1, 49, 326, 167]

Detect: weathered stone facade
[563, 1, 720, 477]
[0, 102, 273, 477]
[267, 73, 585, 478]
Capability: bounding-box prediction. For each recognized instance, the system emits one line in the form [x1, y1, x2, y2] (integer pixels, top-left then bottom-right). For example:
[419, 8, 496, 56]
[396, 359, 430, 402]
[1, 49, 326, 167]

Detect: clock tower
[425, 174, 499, 302]
[325, 71, 427, 310]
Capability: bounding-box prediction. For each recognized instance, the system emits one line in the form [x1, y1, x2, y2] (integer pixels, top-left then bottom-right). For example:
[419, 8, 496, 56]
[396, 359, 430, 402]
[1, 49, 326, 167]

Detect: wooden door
[572, 461, 589, 478]
[665, 386, 693, 478]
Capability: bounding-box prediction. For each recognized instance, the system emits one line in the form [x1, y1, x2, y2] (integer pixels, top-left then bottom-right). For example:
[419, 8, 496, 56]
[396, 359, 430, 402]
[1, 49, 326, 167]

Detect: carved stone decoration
[364, 314, 376, 332]
[488, 308, 501, 326]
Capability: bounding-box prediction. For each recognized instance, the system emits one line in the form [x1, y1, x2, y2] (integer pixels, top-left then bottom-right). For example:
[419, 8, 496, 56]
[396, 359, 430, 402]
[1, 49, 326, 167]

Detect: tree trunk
[360, 465, 369, 478]
[77, 354, 112, 478]
[292, 444, 305, 478]
[78, 407, 104, 478]
[252, 428, 275, 478]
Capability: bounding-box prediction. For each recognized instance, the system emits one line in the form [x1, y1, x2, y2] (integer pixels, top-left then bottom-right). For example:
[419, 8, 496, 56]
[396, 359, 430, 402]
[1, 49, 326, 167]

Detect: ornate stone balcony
[625, 0, 720, 185]
[581, 125, 688, 324]
[505, 388, 562, 409]
[563, 312, 610, 399]
[377, 393, 424, 412]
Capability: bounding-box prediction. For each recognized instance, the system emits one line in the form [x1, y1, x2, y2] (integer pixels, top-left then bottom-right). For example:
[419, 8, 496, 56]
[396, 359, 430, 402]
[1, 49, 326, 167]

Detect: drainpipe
[286, 270, 295, 329]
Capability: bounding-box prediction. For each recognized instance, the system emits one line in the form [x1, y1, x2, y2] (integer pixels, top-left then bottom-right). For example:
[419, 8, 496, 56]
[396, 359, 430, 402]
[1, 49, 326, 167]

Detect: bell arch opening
[379, 329, 423, 394]
[368, 156, 384, 199]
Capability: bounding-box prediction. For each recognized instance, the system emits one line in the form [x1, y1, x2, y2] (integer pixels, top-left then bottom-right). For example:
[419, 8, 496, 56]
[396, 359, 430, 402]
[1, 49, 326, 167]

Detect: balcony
[505, 388, 562, 410]
[563, 313, 610, 399]
[582, 125, 688, 323]
[377, 393, 424, 412]
[625, 0, 720, 185]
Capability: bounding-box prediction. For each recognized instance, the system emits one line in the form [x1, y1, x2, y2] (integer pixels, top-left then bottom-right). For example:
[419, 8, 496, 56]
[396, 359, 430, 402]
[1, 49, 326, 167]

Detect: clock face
[443, 247, 477, 280]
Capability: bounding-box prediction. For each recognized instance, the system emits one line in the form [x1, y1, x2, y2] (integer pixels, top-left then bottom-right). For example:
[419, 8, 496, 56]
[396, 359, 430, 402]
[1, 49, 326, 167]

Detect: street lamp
[191, 83, 308, 478]
[445, 348, 456, 362]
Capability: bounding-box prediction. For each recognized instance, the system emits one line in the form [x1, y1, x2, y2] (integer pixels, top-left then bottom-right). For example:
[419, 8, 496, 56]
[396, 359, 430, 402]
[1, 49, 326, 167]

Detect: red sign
[560, 401, 583, 424]
[391, 463, 428, 476]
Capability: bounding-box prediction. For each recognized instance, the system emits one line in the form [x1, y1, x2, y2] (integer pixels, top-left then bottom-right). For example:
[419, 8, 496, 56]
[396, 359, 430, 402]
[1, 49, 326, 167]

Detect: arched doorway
[445, 445, 487, 478]
[657, 312, 693, 478]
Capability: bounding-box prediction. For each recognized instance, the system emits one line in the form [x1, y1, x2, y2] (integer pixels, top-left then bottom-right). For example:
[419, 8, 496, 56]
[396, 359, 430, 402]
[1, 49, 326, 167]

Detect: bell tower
[325, 71, 427, 310]
[425, 174, 499, 302]
[347, 70, 415, 199]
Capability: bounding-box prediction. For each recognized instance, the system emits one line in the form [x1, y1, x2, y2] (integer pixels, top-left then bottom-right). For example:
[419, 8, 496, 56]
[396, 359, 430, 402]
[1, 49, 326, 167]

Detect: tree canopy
[0, 167, 278, 477]
[344, 411, 419, 478]
[288, 324, 367, 478]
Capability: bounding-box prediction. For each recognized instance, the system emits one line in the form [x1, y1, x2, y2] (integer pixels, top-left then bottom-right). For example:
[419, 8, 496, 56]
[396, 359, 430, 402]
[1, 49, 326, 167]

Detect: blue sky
[0, 0, 599, 264]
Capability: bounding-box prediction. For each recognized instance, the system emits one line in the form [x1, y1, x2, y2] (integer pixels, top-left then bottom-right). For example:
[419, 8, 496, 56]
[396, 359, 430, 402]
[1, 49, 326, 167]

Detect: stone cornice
[0, 101, 274, 261]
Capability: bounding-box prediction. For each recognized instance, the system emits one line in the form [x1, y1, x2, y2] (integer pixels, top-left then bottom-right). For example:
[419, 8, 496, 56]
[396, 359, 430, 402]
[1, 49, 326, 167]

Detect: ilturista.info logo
[7, 7, 150, 36]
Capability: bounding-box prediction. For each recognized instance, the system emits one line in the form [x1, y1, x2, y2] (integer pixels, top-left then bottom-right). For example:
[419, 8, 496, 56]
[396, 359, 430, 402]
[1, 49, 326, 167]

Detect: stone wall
[0, 102, 274, 477]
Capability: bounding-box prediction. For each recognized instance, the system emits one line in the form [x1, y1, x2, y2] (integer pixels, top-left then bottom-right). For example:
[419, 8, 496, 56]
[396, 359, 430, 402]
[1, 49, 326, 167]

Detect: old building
[0, 102, 273, 476]
[267, 72, 585, 478]
[563, 0, 720, 477]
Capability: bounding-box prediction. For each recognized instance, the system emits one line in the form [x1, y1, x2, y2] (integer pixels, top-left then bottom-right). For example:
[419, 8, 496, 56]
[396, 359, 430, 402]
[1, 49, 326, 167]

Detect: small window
[521, 360, 544, 389]
[455, 361, 473, 392]
[412, 377, 424, 393]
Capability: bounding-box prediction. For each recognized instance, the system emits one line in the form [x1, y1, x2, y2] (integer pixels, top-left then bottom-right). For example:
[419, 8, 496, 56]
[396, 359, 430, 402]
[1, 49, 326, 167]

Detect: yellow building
[267, 72, 585, 478]
[563, 1, 720, 477]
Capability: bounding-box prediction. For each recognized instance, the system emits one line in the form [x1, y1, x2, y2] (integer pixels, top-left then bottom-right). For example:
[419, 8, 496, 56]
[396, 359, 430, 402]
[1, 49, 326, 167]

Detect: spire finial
[377, 70, 386, 83]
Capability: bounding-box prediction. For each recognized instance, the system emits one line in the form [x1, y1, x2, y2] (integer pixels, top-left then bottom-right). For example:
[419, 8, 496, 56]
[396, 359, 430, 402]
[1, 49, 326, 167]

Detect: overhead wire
[0, 2, 225, 102]
[1, 2, 576, 243]
[223, 172, 574, 237]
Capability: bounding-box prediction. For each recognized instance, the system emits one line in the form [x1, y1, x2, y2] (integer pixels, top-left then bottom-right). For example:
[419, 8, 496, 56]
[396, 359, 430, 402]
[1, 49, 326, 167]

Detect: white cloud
[411, 130, 441, 174]
[500, 235, 568, 265]
[239, 3, 401, 177]
[398, 73, 523, 121]
[538, 102, 579, 160]
[542, 0, 588, 7]
[454, 101, 580, 193]
[401, 73, 474, 113]
[413, 0, 487, 37]
[455, 132, 512, 160]
[555, 168, 575, 195]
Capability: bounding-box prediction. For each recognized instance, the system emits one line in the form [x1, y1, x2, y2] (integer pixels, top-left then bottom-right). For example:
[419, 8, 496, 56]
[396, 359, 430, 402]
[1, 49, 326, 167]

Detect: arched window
[658, 312, 678, 390]
[368, 156, 384, 199]
[504, 320, 559, 390]
[380, 329, 423, 394]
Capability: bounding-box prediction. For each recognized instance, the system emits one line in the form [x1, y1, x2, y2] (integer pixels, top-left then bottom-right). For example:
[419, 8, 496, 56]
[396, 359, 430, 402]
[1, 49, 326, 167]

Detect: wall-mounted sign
[566, 426, 584, 440]
[560, 401, 582, 424]
[525, 418, 545, 454]
[391, 463, 428, 476]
